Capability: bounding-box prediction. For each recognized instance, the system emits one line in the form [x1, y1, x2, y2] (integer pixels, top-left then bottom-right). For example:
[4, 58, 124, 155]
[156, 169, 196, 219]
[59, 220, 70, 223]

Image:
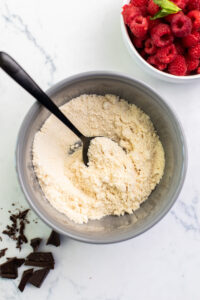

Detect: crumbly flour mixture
[33, 94, 165, 224]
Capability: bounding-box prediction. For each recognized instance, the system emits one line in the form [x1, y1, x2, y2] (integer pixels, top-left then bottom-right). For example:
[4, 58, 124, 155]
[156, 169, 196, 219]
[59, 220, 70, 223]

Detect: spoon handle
[0, 52, 83, 140]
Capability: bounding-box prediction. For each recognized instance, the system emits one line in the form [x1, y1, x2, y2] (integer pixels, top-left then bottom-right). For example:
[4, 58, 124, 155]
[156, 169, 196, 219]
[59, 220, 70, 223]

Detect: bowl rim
[121, 0, 200, 81]
[15, 71, 188, 244]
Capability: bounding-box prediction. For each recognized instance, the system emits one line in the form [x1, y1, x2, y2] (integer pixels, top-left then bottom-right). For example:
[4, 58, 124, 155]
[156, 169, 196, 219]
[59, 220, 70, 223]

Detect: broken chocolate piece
[16, 220, 28, 249]
[0, 258, 18, 279]
[18, 268, 33, 292]
[3, 209, 29, 250]
[25, 252, 54, 269]
[14, 258, 25, 267]
[30, 238, 42, 252]
[16, 209, 29, 220]
[6, 257, 25, 267]
[29, 268, 50, 288]
[0, 248, 8, 259]
[46, 231, 60, 247]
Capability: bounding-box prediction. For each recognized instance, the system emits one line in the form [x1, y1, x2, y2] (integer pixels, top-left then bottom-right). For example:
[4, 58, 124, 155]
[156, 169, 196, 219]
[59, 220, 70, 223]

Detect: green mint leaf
[150, 8, 177, 20]
[151, 0, 181, 20]
[153, 0, 181, 11]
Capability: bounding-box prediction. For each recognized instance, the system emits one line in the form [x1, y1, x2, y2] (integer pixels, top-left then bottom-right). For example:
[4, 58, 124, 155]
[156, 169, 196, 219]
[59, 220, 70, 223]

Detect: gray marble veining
[2, 2, 56, 86]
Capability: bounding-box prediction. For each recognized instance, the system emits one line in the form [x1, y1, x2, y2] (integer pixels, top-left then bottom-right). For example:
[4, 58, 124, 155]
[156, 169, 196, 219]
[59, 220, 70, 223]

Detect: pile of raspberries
[122, 0, 200, 76]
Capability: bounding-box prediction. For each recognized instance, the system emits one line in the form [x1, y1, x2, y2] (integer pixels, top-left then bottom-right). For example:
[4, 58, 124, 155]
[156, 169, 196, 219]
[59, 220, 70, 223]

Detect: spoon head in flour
[82, 136, 96, 166]
[68, 136, 97, 166]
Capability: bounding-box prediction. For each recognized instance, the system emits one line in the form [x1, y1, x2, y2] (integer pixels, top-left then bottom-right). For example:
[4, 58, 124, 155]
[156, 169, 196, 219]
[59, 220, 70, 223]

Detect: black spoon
[0, 52, 94, 166]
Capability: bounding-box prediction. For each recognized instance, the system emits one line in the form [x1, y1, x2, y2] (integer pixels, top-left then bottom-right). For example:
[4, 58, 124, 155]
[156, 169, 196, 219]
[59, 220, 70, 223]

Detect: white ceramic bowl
[121, 0, 200, 83]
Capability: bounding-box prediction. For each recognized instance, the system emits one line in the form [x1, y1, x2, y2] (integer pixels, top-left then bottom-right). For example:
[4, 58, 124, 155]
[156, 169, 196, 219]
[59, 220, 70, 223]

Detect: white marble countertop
[0, 0, 200, 299]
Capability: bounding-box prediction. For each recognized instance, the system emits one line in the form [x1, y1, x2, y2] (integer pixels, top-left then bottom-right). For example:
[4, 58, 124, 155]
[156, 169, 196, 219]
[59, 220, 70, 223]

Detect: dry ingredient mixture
[32, 94, 165, 224]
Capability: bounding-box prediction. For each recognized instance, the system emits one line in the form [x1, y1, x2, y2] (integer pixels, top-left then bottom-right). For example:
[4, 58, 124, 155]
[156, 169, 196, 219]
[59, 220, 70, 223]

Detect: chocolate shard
[29, 268, 50, 288]
[15, 258, 25, 267]
[18, 268, 33, 292]
[30, 238, 42, 252]
[0, 258, 18, 279]
[46, 231, 60, 247]
[6, 257, 25, 267]
[10, 215, 17, 223]
[25, 252, 54, 269]
[0, 248, 8, 259]
[17, 209, 30, 220]
[3, 209, 29, 250]
[16, 220, 28, 250]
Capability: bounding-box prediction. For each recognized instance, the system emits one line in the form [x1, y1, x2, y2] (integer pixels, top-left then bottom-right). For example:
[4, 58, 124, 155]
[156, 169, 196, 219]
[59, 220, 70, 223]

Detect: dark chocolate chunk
[25, 252, 54, 269]
[0, 258, 18, 279]
[16, 220, 28, 249]
[29, 268, 50, 288]
[13, 258, 25, 267]
[10, 215, 17, 224]
[0, 248, 7, 259]
[30, 238, 42, 252]
[18, 268, 33, 292]
[6, 257, 25, 267]
[46, 231, 60, 247]
[3, 209, 29, 250]
[17, 209, 30, 220]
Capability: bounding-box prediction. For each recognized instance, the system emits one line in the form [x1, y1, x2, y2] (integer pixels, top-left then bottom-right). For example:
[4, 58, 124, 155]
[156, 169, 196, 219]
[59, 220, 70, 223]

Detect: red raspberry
[147, 55, 167, 70]
[147, 0, 159, 16]
[131, 0, 148, 7]
[172, 0, 187, 9]
[186, 56, 199, 72]
[187, 11, 200, 31]
[165, 13, 178, 23]
[197, 67, 200, 74]
[187, 0, 200, 10]
[182, 31, 200, 48]
[144, 38, 157, 54]
[171, 13, 192, 37]
[122, 4, 141, 26]
[139, 49, 148, 59]
[174, 41, 185, 55]
[147, 16, 161, 30]
[182, 1, 190, 13]
[130, 15, 148, 38]
[168, 55, 187, 75]
[151, 24, 174, 47]
[156, 44, 177, 63]
[156, 62, 167, 71]
[166, 11, 185, 23]
[139, 5, 148, 16]
[188, 44, 200, 59]
[133, 36, 144, 48]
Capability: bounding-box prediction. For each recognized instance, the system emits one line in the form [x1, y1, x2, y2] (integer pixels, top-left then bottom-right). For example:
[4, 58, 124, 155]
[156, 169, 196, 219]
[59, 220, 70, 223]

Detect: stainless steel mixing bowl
[16, 72, 187, 243]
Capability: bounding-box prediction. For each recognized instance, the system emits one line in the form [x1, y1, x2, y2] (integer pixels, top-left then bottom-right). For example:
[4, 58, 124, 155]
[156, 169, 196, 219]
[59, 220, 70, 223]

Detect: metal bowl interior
[16, 72, 187, 243]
